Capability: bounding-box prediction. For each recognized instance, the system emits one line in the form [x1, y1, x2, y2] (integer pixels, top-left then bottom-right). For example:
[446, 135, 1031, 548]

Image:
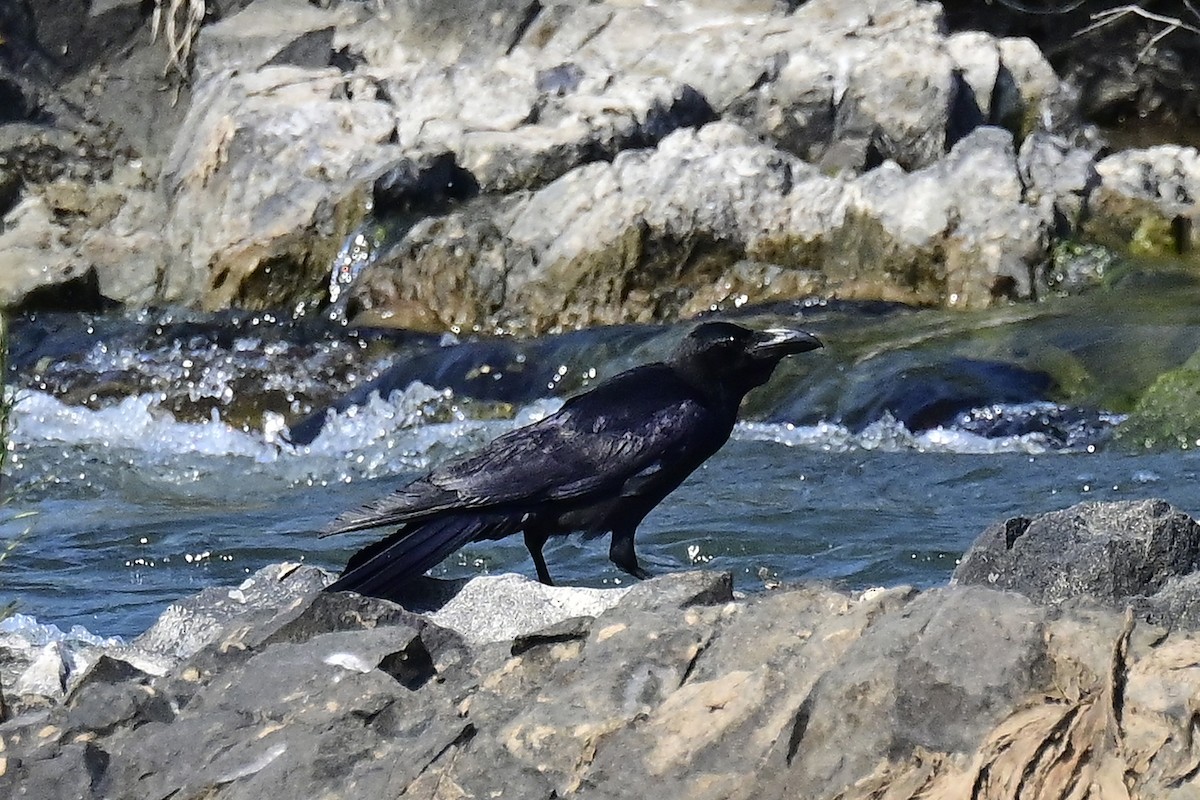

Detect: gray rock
[6, 568, 1200, 799]
[400, 573, 630, 644]
[12, 642, 69, 700]
[148, 0, 1072, 318]
[1019, 131, 1100, 230]
[761, 586, 1048, 799]
[953, 499, 1200, 618]
[1133, 572, 1200, 630]
[355, 122, 1059, 332]
[133, 562, 332, 663]
[2, 0, 1091, 321]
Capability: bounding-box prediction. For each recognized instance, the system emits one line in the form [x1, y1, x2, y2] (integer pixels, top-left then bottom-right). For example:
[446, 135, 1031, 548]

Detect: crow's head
[674, 321, 823, 397]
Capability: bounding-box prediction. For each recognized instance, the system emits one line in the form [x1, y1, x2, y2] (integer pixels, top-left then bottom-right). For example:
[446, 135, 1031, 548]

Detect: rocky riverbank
[2, 0, 1199, 332]
[3, 498, 1200, 798]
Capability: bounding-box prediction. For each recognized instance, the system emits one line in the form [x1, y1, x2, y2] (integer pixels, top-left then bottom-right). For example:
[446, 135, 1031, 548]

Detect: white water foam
[737, 412, 1056, 455]
[8, 385, 1109, 487]
[6, 384, 565, 491]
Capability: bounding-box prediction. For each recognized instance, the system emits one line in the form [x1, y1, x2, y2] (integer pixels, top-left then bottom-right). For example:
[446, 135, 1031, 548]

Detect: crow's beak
[751, 328, 823, 358]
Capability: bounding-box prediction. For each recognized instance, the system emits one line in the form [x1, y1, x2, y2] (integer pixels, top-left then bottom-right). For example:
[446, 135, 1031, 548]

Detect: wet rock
[953, 499, 1200, 623]
[1085, 145, 1200, 259]
[834, 357, 1054, 432]
[1114, 348, 1200, 452]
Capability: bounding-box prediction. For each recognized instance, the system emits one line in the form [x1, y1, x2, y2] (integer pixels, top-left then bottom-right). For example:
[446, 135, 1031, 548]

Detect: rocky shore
[3, 498, 1200, 798]
[6, 3, 1200, 797]
[2, 0, 1198, 333]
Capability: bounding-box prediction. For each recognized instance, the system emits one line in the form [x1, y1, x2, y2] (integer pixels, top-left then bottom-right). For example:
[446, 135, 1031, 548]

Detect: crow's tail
[324, 513, 521, 598]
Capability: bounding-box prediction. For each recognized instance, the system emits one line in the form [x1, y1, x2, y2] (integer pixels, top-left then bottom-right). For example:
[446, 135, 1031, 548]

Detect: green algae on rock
[1115, 349, 1200, 451]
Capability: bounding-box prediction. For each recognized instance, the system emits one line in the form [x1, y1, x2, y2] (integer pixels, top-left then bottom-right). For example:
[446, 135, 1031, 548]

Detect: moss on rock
[1083, 190, 1194, 264]
[1115, 350, 1200, 451]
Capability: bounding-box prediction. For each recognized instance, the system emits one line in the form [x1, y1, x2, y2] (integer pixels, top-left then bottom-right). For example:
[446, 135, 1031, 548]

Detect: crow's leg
[523, 527, 554, 585]
[609, 528, 652, 580]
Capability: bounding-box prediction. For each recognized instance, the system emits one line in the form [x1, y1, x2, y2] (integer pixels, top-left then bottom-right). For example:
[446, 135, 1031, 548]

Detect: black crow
[321, 321, 822, 596]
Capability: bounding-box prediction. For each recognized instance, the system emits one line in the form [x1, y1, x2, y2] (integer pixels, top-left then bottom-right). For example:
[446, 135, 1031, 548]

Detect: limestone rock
[1086, 145, 1200, 258]
[354, 123, 1056, 333]
[151, 0, 1072, 319]
[133, 562, 332, 663]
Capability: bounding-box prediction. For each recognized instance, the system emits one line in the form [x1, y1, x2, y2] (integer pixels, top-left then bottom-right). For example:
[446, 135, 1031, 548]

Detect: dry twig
[1076, 3, 1200, 62]
[151, 0, 208, 77]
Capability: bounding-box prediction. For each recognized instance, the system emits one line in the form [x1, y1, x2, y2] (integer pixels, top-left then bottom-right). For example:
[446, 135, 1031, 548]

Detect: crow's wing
[322, 366, 717, 535]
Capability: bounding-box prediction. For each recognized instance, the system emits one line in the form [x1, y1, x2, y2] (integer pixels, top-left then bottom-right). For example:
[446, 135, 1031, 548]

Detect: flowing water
[5, 279, 1200, 639]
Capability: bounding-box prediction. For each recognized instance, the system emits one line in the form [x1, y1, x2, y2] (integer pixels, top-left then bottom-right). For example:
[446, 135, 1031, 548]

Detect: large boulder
[351, 123, 1053, 333]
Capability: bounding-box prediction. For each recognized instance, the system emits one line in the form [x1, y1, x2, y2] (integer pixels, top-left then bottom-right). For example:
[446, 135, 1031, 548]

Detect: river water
[3, 280, 1200, 638]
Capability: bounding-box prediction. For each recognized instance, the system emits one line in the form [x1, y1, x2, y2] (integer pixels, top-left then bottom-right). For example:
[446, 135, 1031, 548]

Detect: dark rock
[953, 499, 1200, 617]
[1, 740, 112, 800]
[510, 615, 593, 656]
[66, 654, 149, 697]
[836, 357, 1054, 432]
[951, 403, 1118, 450]
[63, 674, 174, 740]
[263, 26, 337, 69]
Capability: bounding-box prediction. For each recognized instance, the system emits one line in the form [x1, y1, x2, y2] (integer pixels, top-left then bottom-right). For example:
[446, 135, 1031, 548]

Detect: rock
[833, 357, 1053, 432]
[6, 565, 1200, 798]
[850, 125, 1049, 307]
[1114, 346, 1200, 451]
[758, 586, 1048, 799]
[138, 0, 1073, 319]
[945, 30, 1066, 137]
[0, 615, 125, 712]
[1019, 131, 1100, 232]
[12, 643, 69, 700]
[953, 499, 1200, 622]
[2, 0, 1097, 322]
[132, 562, 331, 663]
[1086, 145, 1200, 259]
[396, 573, 630, 644]
[354, 123, 1056, 333]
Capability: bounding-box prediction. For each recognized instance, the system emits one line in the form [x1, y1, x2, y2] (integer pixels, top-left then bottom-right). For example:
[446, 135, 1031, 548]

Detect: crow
[321, 321, 822, 596]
